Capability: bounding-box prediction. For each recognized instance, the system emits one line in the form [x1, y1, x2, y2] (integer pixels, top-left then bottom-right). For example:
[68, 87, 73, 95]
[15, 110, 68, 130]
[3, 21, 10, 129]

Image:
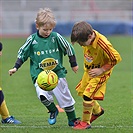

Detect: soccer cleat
[68, 117, 80, 126]
[73, 121, 91, 130]
[90, 108, 104, 123]
[1, 116, 21, 124]
[48, 109, 58, 125]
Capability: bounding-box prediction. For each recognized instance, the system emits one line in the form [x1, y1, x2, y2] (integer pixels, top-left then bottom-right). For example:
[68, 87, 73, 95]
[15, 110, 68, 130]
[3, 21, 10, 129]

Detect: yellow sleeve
[101, 42, 122, 71]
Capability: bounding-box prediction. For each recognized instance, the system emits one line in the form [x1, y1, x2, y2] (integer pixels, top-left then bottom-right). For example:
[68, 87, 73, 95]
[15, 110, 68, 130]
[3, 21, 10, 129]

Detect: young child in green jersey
[8, 8, 80, 126]
[0, 42, 21, 124]
[70, 21, 122, 130]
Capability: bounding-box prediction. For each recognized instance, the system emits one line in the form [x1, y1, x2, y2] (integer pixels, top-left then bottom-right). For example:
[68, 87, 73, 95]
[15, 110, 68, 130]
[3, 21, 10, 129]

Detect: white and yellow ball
[37, 70, 58, 91]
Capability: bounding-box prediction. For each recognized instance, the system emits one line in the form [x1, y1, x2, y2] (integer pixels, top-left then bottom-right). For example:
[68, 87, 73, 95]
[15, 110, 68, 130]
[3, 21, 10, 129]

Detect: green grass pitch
[0, 36, 132, 133]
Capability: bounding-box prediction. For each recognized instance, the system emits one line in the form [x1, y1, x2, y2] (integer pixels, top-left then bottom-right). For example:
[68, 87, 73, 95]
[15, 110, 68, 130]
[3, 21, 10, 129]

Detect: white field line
[0, 125, 133, 129]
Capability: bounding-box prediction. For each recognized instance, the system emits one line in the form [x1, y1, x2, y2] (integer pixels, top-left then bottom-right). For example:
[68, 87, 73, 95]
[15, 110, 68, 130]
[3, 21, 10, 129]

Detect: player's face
[78, 39, 91, 46]
[78, 32, 95, 46]
[78, 36, 92, 46]
[37, 24, 54, 38]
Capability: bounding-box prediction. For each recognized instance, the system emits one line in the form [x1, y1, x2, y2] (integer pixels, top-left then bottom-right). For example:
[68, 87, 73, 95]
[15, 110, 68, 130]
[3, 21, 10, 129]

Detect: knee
[83, 95, 92, 101]
[40, 95, 47, 101]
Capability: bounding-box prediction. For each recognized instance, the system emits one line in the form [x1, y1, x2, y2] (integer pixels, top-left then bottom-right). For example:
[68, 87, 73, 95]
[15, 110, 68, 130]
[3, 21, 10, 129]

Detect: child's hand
[8, 68, 17, 76]
[72, 66, 79, 73]
[88, 68, 104, 77]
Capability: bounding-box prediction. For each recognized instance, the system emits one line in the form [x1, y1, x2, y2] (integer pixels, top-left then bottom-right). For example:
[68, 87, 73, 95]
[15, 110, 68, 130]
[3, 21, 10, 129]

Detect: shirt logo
[35, 48, 59, 56]
[84, 54, 93, 62]
[52, 37, 55, 43]
[85, 63, 100, 69]
[39, 58, 58, 70]
[32, 40, 38, 44]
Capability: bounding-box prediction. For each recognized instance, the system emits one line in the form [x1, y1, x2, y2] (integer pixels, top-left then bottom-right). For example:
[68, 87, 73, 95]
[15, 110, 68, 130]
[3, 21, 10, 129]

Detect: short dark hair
[71, 21, 93, 44]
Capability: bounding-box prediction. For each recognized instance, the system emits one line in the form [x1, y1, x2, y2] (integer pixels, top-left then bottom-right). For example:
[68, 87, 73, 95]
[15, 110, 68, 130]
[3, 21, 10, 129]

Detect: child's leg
[82, 100, 94, 124]
[35, 82, 57, 112]
[90, 100, 104, 123]
[64, 105, 76, 121]
[64, 105, 80, 126]
[92, 100, 101, 114]
[0, 90, 10, 119]
[40, 95, 58, 125]
[40, 95, 57, 112]
[0, 101, 10, 119]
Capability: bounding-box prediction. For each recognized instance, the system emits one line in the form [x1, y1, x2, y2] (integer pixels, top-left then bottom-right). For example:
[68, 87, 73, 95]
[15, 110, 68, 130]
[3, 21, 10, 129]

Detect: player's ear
[36, 23, 39, 30]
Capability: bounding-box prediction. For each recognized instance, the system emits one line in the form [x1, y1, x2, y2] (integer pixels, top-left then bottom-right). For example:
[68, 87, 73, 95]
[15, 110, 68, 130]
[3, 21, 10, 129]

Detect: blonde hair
[36, 8, 56, 27]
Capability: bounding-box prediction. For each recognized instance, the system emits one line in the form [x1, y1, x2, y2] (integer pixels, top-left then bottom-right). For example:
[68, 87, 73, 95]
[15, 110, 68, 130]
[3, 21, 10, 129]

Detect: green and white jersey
[17, 32, 76, 83]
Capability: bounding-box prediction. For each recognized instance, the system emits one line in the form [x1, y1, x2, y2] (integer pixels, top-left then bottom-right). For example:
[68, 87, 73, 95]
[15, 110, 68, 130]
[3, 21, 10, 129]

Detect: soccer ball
[37, 70, 58, 91]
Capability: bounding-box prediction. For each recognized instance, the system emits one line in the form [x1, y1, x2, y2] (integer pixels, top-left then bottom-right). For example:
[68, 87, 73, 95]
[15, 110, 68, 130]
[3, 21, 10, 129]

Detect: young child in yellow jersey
[70, 21, 122, 130]
[0, 42, 21, 124]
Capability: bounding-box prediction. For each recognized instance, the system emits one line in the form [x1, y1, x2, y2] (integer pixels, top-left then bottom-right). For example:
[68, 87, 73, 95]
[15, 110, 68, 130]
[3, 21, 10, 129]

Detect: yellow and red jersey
[83, 30, 122, 74]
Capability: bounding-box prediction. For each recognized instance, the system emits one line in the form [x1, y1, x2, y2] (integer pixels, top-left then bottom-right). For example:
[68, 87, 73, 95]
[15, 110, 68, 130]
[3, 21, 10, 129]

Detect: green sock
[41, 98, 57, 112]
[47, 102, 57, 112]
[65, 105, 76, 121]
[66, 110, 76, 121]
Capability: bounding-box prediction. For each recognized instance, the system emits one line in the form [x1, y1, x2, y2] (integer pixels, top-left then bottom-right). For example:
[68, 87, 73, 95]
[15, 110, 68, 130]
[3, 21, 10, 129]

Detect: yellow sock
[0, 100, 10, 119]
[82, 100, 94, 124]
[92, 100, 101, 115]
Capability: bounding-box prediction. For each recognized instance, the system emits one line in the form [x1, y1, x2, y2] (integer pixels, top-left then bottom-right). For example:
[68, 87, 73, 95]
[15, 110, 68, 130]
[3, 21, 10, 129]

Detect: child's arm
[9, 58, 23, 76]
[68, 55, 78, 73]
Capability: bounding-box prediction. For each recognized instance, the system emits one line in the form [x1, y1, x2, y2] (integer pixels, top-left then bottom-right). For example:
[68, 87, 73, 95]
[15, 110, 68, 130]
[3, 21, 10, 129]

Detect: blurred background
[0, 0, 132, 37]
[0, 1, 132, 132]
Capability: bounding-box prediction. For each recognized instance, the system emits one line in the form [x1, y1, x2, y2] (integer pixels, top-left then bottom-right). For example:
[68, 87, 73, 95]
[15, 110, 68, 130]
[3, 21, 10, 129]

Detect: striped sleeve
[98, 38, 122, 67]
[57, 33, 75, 56]
[17, 35, 32, 61]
